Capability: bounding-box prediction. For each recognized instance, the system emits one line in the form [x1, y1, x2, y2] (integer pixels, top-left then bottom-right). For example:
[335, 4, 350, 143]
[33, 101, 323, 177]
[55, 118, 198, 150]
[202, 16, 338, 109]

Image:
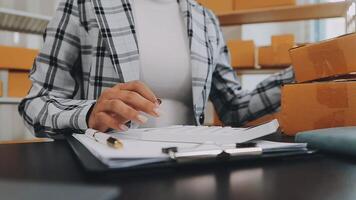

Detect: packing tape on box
[308, 41, 347, 78]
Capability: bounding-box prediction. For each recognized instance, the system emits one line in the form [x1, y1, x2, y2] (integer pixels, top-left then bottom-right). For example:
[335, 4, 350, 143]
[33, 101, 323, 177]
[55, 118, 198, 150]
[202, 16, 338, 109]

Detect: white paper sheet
[73, 120, 307, 168]
[73, 134, 190, 159]
[74, 133, 307, 168]
[113, 119, 279, 145]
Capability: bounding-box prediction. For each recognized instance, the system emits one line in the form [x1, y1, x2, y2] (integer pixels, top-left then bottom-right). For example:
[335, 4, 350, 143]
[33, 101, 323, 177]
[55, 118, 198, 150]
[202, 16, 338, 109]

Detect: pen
[85, 129, 123, 149]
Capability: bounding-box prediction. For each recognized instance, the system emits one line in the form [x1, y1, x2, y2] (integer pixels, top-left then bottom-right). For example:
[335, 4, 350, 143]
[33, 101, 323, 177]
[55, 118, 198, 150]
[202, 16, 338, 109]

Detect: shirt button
[199, 114, 205, 125]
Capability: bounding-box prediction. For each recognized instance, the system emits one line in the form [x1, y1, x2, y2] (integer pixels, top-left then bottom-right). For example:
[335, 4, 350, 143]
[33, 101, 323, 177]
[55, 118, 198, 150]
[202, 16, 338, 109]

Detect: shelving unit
[218, 1, 351, 26]
[216, 1, 355, 75]
[0, 8, 49, 141]
[0, 97, 22, 104]
[0, 8, 45, 103]
[0, 8, 50, 35]
[0, 138, 53, 144]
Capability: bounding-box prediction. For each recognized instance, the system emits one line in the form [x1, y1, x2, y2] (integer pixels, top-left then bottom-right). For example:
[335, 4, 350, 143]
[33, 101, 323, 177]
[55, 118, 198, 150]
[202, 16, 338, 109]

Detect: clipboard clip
[162, 142, 263, 162]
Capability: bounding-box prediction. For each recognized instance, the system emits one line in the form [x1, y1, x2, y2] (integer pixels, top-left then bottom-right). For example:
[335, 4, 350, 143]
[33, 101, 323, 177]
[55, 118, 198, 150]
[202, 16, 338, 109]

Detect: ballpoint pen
[85, 129, 123, 149]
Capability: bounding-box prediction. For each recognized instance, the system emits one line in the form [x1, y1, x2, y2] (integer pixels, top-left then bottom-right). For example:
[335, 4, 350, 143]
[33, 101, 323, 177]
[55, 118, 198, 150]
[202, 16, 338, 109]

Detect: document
[113, 119, 280, 145]
[72, 120, 307, 168]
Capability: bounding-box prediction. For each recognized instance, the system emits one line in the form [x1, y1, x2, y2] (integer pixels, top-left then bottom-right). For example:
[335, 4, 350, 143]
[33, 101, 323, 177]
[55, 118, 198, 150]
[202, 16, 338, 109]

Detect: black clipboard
[66, 135, 317, 173]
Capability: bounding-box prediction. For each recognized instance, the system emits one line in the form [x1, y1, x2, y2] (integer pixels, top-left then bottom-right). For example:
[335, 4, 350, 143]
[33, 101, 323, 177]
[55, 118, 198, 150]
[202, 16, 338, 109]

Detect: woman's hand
[88, 81, 160, 132]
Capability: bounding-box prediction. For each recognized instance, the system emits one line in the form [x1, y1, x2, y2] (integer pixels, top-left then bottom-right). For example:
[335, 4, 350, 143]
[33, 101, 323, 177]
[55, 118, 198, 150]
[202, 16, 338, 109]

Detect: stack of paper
[115, 119, 280, 144]
[73, 120, 307, 168]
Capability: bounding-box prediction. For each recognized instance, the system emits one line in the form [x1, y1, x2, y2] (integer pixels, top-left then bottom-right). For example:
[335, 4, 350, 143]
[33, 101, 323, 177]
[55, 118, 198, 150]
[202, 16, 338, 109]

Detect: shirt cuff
[77, 101, 96, 131]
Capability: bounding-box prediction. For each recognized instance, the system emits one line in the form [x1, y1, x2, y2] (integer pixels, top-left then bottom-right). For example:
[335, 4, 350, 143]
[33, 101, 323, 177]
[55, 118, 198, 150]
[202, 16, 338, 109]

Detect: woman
[19, 0, 294, 138]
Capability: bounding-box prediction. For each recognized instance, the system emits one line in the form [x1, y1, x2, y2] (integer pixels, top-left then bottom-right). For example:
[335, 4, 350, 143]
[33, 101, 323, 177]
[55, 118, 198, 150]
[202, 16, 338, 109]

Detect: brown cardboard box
[0, 46, 38, 70]
[8, 70, 31, 97]
[234, 0, 296, 11]
[259, 34, 294, 67]
[227, 40, 255, 68]
[272, 34, 295, 61]
[202, 0, 234, 14]
[289, 33, 356, 83]
[272, 34, 295, 47]
[258, 34, 295, 68]
[258, 46, 274, 67]
[258, 45, 292, 67]
[279, 81, 356, 136]
[272, 34, 294, 65]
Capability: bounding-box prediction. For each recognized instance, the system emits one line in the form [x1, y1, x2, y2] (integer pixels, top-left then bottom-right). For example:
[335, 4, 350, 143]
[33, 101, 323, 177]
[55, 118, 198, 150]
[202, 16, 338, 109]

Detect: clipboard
[66, 135, 317, 172]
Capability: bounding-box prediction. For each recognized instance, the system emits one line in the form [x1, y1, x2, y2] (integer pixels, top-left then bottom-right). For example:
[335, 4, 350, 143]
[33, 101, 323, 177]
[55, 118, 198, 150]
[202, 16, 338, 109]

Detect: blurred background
[0, 0, 355, 141]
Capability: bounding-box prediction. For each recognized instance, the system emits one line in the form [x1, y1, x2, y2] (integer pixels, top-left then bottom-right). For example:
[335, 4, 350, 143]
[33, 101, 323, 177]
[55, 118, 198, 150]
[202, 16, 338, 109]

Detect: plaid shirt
[18, 0, 294, 138]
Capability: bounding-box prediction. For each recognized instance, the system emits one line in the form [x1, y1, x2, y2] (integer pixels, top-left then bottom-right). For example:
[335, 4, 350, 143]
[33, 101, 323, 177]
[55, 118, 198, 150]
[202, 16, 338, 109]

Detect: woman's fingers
[115, 81, 159, 105]
[102, 87, 159, 117]
[117, 90, 160, 117]
[88, 81, 160, 131]
[102, 99, 148, 124]
[95, 112, 128, 132]
[109, 113, 129, 130]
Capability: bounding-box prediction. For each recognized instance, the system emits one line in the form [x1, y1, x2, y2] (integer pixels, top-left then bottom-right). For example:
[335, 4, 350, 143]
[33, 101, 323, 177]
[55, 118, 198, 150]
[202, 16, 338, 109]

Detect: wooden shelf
[0, 97, 22, 104]
[0, 138, 53, 144]
[218, 1, 351, 26]
[0, 8, 50, 35]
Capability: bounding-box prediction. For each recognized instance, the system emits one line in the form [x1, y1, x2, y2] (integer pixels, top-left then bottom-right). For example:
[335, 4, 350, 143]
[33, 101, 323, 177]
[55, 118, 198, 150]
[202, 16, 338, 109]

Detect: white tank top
[132, 0, 195, 127]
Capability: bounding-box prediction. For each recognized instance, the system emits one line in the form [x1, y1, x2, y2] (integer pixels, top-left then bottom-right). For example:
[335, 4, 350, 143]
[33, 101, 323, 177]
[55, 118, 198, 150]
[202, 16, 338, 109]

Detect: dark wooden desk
[1, 135, 356, 200]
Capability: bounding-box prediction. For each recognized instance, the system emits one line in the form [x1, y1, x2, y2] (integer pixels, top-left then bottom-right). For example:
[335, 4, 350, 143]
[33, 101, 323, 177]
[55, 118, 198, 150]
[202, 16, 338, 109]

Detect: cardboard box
[202, 0, 234, 14]
[258, 45, 292, 67]
[8, 70, 31, 97]
[279, 81, 356, 136]
[272, 34, 295, 47]
[272, 34, 294, 65]
[272, 34, 295, 53]
[258, 46, 274, 67]
[234, 0, 296, 11]
[0, 46, 38, 70]
[258, 34, 294, 67]
[290, 33, 356, 83]
[227, 40, 255, 68]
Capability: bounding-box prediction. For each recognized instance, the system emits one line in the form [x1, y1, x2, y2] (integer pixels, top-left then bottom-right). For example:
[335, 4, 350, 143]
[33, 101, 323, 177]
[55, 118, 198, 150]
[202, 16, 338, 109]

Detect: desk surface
[0, 134, 356, 200]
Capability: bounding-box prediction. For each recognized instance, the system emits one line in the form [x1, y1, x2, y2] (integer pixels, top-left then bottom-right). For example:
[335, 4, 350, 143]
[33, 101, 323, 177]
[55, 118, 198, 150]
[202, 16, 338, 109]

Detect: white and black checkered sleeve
[18, 0, 95, 138]
[209, 14, 295, 127]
